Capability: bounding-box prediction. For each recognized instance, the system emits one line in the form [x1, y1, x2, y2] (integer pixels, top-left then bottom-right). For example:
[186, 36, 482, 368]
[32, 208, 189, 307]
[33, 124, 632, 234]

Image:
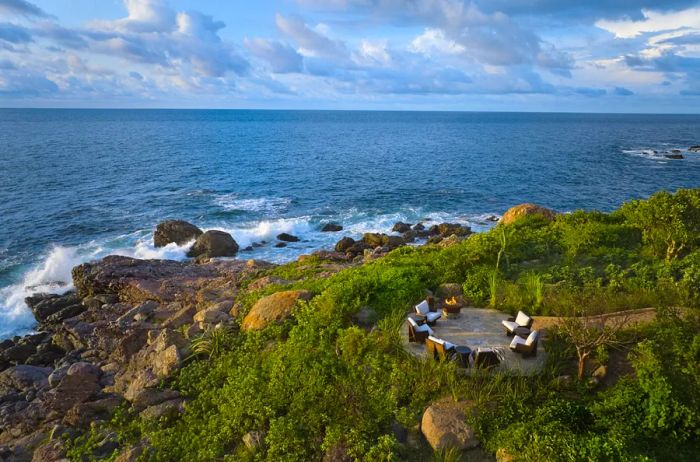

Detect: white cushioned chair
[415, 300, 441, 326]
[501, 310, 533, 335]
[426, 335, 455, 361]
[407, 317, 433, 343]
[509, 330, 539, 357]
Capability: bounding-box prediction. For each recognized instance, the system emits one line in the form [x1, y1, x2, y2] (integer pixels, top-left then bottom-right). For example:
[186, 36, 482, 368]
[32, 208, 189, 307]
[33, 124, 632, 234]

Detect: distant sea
[1, 109, 700, 338]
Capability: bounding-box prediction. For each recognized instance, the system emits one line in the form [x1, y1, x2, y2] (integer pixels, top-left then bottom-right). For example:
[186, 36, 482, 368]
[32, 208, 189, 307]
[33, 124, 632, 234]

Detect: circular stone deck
[402, 307, 547, 375]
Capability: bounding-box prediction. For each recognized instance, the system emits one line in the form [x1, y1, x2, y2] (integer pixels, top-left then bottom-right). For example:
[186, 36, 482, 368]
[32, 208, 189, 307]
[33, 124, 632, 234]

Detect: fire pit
[442, 296, 463, 316]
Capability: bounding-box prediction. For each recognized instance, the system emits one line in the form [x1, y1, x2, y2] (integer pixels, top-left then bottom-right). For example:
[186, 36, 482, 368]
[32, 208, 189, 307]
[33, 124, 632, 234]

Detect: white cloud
[596, 7, 700, 39]
[409, 28, 464, 56]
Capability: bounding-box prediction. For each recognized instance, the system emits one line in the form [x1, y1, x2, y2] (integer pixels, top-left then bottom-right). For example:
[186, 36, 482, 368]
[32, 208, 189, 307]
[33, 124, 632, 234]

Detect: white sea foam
[0, 246, 86, 337]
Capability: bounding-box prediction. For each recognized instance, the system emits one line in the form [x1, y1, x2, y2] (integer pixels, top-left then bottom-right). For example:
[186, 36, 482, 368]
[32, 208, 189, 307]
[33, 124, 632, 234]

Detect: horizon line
[1, 107, 700, 116]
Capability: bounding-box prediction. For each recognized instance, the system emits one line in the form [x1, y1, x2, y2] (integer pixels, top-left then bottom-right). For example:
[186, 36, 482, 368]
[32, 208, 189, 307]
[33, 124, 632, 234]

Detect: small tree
[558, 307, 628, 380]
[620, 189, 700, 261]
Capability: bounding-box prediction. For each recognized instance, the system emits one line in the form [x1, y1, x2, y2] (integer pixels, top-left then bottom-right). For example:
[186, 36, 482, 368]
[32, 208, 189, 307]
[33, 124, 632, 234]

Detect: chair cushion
[515, 311, 532, 327]
[444, 341, 455, 350]
[526, 330, 538, 346]
[426, 312, 441, 323]
[415, 300, 430, 315]
[510, 336, 527, 349]
[416, 323, 431, 333]
[502, 320, 518, 332]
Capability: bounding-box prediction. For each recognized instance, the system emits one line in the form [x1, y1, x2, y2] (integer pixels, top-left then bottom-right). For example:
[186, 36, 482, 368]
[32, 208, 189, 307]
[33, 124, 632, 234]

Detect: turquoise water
[1, 109, 700, 337]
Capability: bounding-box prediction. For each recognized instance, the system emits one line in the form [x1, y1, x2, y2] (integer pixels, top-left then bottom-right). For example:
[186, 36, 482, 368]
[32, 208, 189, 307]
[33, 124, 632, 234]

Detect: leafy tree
[620, 189, 700, 261]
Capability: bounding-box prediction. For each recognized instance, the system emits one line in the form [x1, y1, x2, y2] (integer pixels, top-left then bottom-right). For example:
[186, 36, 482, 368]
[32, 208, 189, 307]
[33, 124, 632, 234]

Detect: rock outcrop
[501, 203, 556, 225]
[1, 255, 276, 459]
[153, 220, 202, 247]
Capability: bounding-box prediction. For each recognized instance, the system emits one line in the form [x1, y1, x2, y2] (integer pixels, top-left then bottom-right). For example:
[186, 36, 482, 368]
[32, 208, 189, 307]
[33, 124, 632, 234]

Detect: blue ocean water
[1, 109, 700, 338]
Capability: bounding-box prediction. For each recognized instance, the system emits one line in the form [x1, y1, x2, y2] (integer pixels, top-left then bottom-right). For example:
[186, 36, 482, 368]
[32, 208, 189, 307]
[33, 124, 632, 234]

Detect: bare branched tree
[558, 308, 629, 380]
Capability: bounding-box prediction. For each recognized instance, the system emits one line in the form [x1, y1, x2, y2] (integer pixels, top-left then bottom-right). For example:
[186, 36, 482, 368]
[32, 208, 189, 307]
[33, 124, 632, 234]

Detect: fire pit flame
[445, 296, 458, 306]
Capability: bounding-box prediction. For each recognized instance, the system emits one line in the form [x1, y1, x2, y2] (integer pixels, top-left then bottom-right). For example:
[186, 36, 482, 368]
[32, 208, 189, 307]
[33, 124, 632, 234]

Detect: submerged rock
[153, 220, 202, 247]
[689, 145, 700, 152]
[277, 233, 300, 242]
[321, 223, 343, 232]
[664, 153, 684, 159]
[501, 203, 556, 225]
[187, 230, 239, 259]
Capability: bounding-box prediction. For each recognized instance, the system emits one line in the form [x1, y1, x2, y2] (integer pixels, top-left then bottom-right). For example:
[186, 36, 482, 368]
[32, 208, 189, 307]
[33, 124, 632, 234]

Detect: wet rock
[187, 230, 239, 259]
[242, 290, 314, 331]
[413, 223, 426, 231]
[664, 153, 684, 159]
[689, 145, 700, 152]
[392, 222, 412, 233]
[334, 237, 356, 253]
[43, 303, 85, 325]
[501, 203, 556, 225]
[277, 233, 300, 242]
[153, 220, 202, 247]
[321, 223, 343, 232]
[26, 292, 81, 323]
[274, 242, 287, 248]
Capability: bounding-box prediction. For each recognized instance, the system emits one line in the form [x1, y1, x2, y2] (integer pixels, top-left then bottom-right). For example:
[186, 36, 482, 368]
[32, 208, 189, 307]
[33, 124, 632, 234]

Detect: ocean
[1, 109, 700, 338]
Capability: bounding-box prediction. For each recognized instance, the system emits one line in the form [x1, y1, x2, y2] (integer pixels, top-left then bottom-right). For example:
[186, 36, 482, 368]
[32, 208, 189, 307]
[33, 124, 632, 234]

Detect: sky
[0, 0, 699, 112]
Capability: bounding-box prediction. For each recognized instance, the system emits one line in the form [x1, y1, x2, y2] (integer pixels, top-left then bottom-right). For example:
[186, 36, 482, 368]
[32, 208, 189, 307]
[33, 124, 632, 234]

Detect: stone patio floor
[402, 307, 547, 375]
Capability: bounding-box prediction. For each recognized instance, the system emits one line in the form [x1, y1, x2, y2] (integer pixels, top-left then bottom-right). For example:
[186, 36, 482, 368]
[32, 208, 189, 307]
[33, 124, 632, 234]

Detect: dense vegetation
[69, 188, 700, 461]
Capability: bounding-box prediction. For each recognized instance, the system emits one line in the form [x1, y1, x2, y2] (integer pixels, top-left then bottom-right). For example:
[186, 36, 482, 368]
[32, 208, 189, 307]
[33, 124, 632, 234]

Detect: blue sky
[1, 0, 699, 112]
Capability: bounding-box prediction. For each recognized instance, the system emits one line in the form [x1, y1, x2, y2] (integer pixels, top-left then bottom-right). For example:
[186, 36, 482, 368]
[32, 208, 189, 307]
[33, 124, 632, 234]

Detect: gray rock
[277, 233, 300, 242]
[321, 223, 343, 232]
[154, 220, 203, 247]
[187, 230, 239, 258]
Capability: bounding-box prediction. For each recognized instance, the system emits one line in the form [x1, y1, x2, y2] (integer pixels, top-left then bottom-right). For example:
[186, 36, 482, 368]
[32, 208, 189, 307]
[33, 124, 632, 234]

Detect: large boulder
[187, 230, 239, 259]
[421, 399, 479, 451]
[242, 290, 313, 331]
[501, 204, 556, 225]
[153, 220, 202, 247]
[277, 233, 300, 242]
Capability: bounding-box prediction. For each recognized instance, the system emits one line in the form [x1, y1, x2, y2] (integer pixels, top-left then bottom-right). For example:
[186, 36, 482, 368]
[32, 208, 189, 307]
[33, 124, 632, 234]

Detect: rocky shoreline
[0, 208, 541, 461]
